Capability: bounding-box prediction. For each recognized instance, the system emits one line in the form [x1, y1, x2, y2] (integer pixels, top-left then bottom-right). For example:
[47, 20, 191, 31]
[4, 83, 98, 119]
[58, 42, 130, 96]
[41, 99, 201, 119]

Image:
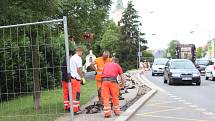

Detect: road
[130, 71, 215, 121]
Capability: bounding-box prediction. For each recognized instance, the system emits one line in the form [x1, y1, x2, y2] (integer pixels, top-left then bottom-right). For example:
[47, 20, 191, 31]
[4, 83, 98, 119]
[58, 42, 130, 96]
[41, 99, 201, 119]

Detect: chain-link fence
[0, 17, 73, 121]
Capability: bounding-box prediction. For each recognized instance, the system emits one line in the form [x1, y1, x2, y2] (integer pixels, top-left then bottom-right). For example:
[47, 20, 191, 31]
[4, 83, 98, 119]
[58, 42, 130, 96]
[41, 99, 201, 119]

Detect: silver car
[152, 58, 169, 76]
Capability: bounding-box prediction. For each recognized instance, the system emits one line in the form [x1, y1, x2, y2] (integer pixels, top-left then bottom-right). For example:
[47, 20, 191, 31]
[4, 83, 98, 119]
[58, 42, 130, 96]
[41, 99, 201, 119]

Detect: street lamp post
[138, 37, 141, 69]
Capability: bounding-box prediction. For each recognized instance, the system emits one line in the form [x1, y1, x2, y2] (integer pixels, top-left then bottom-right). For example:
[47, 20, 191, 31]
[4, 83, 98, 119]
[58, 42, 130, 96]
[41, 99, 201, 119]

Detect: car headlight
[172, 73, 181, 77]
[193, 73, 200, 77]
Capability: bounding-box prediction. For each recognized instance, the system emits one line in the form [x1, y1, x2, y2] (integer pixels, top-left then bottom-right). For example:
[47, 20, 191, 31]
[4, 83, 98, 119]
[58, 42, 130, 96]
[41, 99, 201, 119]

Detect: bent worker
[101, 58, 125, 118]
[70, 47, 86, 114]
[90, 51, 112, 102]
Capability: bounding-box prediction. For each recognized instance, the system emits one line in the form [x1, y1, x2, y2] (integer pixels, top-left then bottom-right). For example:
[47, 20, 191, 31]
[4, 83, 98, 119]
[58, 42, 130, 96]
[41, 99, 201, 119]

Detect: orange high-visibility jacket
[95, 57, 112, 81]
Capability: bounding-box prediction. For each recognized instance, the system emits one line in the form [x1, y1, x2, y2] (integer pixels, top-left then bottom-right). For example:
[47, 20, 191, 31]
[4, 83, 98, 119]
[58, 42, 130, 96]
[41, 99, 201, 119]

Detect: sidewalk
[55, 71, 149, 121]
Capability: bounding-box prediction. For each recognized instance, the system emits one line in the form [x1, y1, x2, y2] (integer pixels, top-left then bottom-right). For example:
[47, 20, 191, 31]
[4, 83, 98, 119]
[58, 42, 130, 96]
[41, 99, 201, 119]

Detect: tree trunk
[31, 32, 41, 110]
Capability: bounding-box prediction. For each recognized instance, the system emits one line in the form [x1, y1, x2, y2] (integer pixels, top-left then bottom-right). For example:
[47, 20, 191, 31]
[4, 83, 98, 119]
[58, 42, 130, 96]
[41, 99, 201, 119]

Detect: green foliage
[196, 47, 203, 58]
[0, 0, 111, 108]
[117, 1, 147, 70]
[165, 40, 180, 59]
[0, 80, 96, 121]
[100, 20, 120, 54]
[143, 51, 154, 57]
[60, 0, 112, 55]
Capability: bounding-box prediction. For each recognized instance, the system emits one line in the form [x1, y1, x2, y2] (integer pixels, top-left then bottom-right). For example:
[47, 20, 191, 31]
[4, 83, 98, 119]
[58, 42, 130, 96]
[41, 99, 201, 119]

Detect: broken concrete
[55, 70, 152, 121]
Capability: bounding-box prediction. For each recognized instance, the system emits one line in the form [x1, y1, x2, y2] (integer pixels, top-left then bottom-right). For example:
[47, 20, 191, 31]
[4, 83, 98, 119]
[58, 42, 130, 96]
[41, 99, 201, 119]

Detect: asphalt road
[130, 71, 215, 121]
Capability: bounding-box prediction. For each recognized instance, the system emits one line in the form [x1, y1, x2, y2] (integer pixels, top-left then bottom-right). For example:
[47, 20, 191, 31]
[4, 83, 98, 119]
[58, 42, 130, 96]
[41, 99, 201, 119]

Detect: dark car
[164, 59, 201, 85]
[196, 59, 212, 75]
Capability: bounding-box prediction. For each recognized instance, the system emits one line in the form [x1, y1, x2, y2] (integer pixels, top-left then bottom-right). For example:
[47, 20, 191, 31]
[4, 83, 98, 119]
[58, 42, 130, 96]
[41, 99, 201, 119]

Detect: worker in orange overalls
[61, 51, 73, 111]
[101, 58, 125, 118]
[90, 51, 112, 102]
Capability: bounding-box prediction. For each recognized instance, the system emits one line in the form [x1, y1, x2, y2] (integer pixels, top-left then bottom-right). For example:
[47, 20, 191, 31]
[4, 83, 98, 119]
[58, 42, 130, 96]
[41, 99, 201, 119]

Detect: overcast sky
[111, 0, 215, 50]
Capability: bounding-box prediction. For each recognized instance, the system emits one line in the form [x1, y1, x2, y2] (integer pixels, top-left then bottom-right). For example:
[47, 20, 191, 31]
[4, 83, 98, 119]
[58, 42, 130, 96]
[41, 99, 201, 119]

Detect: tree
[196, 47, 204, 58]
[100, 20, 120, 54]
[117, 1, 147, 70]
[143, 51, 153, 57]
[60, 0, 112, 55]
[0, 0, 112, 111]
[165, 40, 180, 59]
[0, 0, 61, 111]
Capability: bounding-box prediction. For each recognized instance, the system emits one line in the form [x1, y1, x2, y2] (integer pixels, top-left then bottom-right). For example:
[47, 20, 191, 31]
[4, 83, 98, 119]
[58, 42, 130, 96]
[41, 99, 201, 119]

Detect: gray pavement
[130, 71, 215, 121]
[55, 71, 147, 121]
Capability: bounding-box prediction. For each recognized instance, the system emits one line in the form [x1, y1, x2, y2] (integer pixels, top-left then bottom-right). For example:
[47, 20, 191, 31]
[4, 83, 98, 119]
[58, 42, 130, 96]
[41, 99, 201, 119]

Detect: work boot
[119, 96, 124, 100]
[104, 115, 111, 118]
[66, 108, 70, 113]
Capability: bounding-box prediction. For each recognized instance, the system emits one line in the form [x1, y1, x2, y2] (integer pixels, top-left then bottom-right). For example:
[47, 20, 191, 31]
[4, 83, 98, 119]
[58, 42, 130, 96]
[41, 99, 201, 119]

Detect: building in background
[153, 49, 165, 58]
[111, 0, 124, 24]
[207, 38, 215, 58]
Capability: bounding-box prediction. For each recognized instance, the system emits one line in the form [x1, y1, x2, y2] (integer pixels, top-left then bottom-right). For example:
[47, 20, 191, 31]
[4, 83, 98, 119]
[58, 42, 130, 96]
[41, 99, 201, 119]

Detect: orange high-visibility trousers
[62, 80, 70, 110]
[101, 81, 120, 117]
[71, 79, 81, 113]
[96, 74, 103, 101]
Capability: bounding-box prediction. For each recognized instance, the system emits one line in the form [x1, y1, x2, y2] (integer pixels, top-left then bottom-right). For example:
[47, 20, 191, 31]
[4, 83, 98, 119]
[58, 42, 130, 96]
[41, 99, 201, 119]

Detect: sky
[110, 0, 215, 50]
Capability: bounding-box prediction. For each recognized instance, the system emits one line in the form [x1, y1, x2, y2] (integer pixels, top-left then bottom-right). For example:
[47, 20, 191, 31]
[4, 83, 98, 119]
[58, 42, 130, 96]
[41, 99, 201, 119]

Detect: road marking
[136, 114, 208, 121]
[178, 100, 186, 102]
[148, 101, 177, 105]
[141, 107, 185, 115]
[189, 105, 198, 108]
[170, 95, 178, 98]
[209, 84, 215, 87]
[196, 108, 206, 111]
[184, 102, 192, 105]
[174, 97, 181, 100]
[148, 105, 180, 108]
[167, 93, 172, 96]
[203, 112, 215, 116]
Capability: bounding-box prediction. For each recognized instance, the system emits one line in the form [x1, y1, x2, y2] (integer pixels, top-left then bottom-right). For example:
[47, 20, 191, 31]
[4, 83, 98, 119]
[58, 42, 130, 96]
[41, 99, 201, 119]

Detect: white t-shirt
[70, 54, 82, 80]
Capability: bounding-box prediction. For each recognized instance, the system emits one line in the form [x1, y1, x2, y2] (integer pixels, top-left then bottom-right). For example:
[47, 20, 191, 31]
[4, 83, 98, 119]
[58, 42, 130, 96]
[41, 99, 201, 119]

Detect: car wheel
[152, 73, 155, 76]
[212, 76, 215, 81]
[196, 81, 201, 86]
[168, 78, 173, 85]
[205, 76, 209, 80]
[164, 77, 167, 83]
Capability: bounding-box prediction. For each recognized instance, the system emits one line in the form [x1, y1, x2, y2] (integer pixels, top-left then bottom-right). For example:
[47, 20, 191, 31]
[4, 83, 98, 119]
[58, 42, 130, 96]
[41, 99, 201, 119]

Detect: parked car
[164, 59, 201, 85]
[152, 58, 169, 76]
[205, 63, 215, 81]
[196, 59, 212, 75]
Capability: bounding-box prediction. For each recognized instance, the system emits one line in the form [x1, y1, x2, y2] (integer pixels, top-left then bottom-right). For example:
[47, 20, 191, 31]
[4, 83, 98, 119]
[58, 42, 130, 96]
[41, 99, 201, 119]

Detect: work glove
[81, 78, 87, 85]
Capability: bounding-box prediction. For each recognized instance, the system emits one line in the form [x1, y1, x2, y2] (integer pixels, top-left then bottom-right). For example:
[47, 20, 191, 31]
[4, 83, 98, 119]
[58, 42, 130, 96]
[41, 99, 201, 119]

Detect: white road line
[170, 95, 177, 98]
[183, 102, 192, 105]
[174, 97, 181, 100]
[209, 84, 215, 87]
[196, 108, 206, 111]
[188, 105, 198, 108]
[203, 112, 215, 116]
[178, 100, 186, 102]
[167, 93, 172, 96]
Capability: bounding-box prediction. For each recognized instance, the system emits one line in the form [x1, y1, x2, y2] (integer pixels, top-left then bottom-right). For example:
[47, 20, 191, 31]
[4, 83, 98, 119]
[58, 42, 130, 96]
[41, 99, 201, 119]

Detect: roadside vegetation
[0, 80, 96, 121]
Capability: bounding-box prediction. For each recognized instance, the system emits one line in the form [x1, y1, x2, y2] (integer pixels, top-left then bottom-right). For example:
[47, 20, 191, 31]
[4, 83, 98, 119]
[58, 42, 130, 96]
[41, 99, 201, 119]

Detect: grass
[0, 80, 97, 121]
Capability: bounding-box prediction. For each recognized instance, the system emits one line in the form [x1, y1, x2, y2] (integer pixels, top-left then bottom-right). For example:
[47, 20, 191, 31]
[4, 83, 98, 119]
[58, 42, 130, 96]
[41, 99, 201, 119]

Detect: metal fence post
[63, 16, 74, 121]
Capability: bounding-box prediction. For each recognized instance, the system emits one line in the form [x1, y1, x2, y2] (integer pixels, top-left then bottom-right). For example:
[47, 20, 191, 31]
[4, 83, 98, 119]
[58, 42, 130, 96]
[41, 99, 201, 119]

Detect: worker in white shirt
[70, 46, 86, 114]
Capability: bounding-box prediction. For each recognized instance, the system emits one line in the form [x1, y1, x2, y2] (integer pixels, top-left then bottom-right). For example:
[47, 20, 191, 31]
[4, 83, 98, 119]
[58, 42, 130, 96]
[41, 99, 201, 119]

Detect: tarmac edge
[114, 73, 157, 121]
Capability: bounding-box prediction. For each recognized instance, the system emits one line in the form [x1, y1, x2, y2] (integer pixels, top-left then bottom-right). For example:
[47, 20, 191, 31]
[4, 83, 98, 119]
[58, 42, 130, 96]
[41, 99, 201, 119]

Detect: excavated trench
[83, 72, 151, 114]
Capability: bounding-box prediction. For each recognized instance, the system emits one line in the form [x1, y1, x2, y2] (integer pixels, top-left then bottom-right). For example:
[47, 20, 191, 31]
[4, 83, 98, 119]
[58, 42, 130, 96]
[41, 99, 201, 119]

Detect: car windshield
[153, 59, 168, 65]
[170, 61, 196, 69]
[196, 60, 209, 65]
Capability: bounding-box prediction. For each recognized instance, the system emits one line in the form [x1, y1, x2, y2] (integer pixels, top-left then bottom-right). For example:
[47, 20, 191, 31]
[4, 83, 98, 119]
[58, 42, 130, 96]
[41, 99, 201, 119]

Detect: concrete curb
[114, 73, 157, 121]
